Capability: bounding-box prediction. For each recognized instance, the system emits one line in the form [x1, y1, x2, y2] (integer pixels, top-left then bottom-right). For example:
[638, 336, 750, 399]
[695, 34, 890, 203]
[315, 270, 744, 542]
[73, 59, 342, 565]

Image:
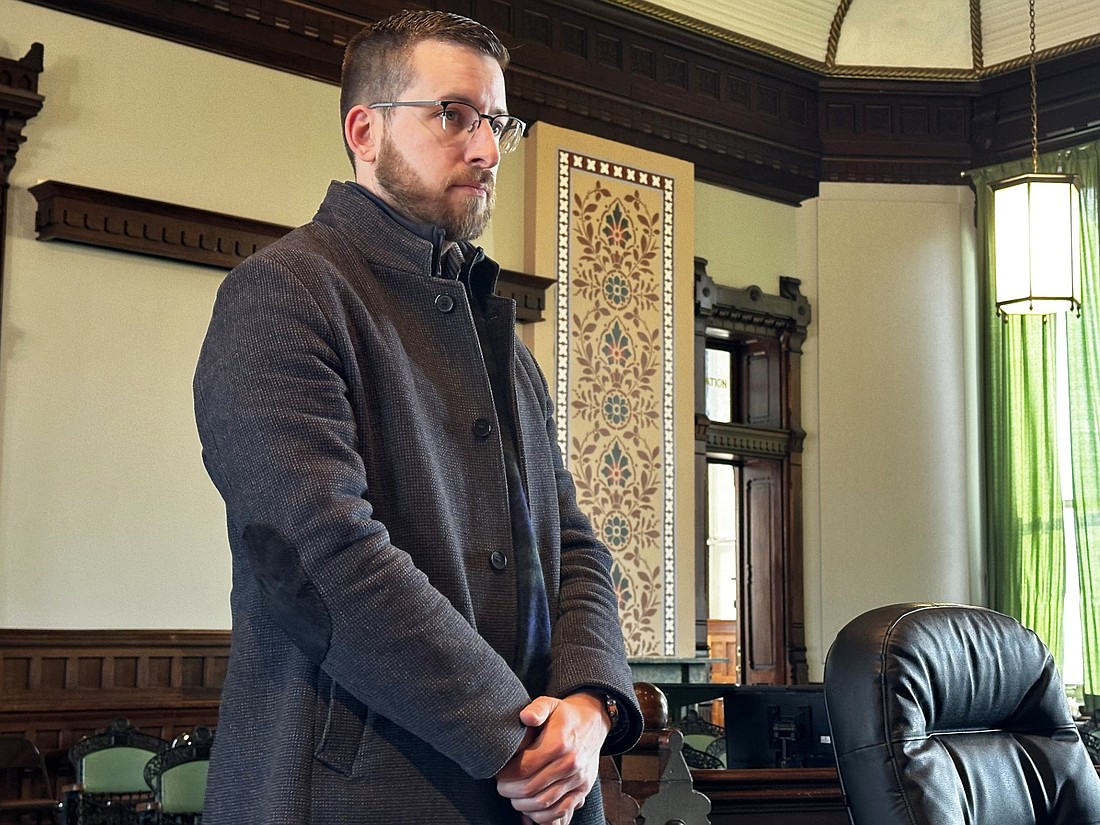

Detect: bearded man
[193, 10, 643, 825]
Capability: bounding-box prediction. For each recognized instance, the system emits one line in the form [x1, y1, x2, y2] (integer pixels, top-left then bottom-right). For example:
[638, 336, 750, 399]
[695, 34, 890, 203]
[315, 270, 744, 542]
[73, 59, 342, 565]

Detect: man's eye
[489, 119, 505, 136]
[440, 108, 460, 123]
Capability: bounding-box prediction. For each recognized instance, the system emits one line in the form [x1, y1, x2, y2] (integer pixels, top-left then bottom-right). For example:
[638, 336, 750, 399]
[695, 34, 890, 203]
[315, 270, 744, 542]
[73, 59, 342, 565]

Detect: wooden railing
[0, 629, 225, 794]
[601, 682, 711, 825]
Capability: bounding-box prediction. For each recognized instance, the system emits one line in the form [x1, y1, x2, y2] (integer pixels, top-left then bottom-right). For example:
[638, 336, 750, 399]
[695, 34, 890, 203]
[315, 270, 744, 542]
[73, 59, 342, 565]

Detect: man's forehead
[406, 40, 507, 103]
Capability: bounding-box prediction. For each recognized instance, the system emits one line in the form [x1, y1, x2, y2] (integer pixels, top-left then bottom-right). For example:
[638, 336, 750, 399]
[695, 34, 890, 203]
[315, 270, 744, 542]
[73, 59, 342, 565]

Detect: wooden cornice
[29, 180, 290, 269]
[695, 258, 811, 340]
[18, 0, 1100, 202]
[27, 180, 554, 321]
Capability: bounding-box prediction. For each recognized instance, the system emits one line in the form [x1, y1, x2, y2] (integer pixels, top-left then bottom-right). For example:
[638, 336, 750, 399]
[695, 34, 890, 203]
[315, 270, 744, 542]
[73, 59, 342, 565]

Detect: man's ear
[344, 104, 380, 165]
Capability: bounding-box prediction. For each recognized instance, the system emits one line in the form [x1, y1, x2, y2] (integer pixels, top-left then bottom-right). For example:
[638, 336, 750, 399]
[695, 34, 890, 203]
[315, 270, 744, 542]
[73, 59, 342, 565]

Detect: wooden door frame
[694, 259, 811, 684]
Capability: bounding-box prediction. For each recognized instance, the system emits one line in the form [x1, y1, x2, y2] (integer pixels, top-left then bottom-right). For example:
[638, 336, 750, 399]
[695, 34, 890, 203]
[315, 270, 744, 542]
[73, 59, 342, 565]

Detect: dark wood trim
[0, 42, 44, 186]
[971, 47, 1100, 168]
[18, 0, 1100, 203]
[28, 180, 292, 270]
[1, 42, 46, 352]
[497, 268, 557, 323]
[27, 180, 554, 321]
[694, 768, 848, 823]
[695, 261, 811, 686]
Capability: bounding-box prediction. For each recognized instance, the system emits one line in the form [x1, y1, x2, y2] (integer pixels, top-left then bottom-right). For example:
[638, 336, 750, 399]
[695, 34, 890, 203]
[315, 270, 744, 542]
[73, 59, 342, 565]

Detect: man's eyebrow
[441, 96, 508, 116]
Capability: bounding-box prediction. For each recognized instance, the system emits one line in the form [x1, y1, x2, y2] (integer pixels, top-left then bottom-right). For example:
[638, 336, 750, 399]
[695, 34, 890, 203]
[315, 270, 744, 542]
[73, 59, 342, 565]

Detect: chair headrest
[825, 602, 1068, 757]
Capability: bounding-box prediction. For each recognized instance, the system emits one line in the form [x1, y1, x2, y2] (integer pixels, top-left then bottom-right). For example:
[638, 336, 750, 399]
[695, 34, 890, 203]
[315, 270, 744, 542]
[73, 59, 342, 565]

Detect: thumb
[518, 695, 559, 727]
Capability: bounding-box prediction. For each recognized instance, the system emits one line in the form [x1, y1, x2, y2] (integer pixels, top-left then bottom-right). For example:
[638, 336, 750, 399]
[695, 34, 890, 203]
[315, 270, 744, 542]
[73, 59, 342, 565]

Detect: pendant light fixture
[991, 0, 1082, 318]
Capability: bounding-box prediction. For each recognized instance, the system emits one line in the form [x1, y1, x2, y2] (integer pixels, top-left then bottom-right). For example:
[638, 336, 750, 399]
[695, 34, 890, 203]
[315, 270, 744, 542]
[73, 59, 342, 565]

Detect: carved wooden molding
[19, 0, 1100, 202]
[27, 180, 554, 320]
[0, 42, 45, 185]
[703, 420, 791, 459]
[498, 268, 556, 323]
[28, 180, 292, 269]
[2, 42, 46, 351]
[696, 259, 812, 345]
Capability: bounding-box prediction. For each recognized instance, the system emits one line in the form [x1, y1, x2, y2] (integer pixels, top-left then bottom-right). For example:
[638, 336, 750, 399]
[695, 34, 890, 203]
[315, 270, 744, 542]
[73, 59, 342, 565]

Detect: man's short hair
[340, 10, 511, 166]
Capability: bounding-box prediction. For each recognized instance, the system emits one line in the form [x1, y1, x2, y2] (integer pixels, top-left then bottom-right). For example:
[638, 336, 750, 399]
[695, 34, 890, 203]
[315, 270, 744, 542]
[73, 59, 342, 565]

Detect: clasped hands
[496, 692, 611, 825]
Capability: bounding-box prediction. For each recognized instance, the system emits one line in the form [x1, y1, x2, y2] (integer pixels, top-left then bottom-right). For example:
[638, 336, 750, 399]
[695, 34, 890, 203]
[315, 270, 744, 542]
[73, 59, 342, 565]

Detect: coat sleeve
[194, 254, 529, 779]
[520, 350, 645, 755]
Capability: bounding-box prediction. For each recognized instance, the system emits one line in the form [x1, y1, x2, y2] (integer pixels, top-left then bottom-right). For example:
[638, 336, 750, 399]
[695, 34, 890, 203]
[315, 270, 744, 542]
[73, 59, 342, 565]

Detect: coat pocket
[313, 669, 374, 777]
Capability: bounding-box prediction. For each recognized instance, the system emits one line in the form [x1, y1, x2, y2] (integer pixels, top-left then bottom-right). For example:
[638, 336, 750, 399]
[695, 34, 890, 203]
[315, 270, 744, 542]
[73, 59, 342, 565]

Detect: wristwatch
[604, 694, 621, 730]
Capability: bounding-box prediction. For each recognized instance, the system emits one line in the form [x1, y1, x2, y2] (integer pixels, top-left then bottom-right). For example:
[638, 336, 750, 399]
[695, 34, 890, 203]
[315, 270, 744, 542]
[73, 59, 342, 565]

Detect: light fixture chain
[1030, 0, 1038, 173]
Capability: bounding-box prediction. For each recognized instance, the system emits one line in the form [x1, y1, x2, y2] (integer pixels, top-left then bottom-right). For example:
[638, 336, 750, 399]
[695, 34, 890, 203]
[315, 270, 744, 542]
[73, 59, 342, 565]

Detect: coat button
[434, 294, 455, 313]
[490, 551, 508, 570]
[472, 418, 492, 438]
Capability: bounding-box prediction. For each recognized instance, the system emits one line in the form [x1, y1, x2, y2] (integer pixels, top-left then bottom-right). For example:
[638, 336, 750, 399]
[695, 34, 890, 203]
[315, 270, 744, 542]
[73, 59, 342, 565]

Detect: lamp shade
[991, 172, 1082, 316]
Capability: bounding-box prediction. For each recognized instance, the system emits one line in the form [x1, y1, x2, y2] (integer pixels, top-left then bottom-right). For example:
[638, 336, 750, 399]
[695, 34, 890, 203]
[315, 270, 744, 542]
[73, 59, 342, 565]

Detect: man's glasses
[368, 100, 527, 154]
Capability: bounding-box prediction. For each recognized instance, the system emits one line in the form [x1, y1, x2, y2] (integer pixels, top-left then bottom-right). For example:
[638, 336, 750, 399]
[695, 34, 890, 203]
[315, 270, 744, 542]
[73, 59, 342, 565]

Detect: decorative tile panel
[554, 150, 677, 655]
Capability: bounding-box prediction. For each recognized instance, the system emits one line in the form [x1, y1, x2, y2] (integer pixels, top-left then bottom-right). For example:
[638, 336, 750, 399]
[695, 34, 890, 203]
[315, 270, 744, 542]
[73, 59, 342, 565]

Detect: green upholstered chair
[138, 726, 212, 825]
[674, 708, 727, 769]
[64, 718, 168, 825]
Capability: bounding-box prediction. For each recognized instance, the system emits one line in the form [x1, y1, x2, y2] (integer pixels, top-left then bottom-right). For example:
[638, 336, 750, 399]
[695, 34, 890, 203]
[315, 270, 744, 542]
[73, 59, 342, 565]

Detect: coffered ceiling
[621, 0, 1100, 76]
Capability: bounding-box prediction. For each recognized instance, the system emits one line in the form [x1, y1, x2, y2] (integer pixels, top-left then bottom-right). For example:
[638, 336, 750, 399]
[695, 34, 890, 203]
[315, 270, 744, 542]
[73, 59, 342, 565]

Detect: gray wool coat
[193, 181, 642, 824]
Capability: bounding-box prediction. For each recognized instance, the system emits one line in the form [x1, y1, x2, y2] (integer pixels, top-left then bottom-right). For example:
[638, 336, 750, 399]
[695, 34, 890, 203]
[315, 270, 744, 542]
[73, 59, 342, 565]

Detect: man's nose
[466, 122, 501, 168]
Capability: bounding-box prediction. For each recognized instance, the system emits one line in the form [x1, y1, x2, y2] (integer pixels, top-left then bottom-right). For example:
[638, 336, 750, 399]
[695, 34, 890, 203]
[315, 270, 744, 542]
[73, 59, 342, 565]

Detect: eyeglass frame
[367, 100, 526, 154]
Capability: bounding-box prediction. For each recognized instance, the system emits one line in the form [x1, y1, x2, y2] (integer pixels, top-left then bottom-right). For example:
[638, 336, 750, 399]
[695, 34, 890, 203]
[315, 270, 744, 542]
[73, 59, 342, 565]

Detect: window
[975, 142, 1100, 706]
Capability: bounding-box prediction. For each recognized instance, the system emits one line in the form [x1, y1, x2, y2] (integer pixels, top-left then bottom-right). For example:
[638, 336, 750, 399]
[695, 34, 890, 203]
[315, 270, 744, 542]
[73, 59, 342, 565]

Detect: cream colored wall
[797, 182, 981, 679]
[694, 181, 798, 290]
[0, 1, 528, 628]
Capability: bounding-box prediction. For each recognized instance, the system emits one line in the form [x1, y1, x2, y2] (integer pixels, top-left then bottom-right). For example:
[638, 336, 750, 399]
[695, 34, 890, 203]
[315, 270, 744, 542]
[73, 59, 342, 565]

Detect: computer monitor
[723, 684, 835, 769]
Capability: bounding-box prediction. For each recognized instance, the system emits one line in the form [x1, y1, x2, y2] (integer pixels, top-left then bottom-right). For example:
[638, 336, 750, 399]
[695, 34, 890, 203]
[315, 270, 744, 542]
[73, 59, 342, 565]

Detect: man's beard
[376, 135, 495, 242]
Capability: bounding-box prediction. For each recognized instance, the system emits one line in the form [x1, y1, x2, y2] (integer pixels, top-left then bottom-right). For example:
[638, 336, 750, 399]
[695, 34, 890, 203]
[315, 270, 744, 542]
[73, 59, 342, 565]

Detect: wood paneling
[0, 629, 228, 793]
[743, 461, 782, 684]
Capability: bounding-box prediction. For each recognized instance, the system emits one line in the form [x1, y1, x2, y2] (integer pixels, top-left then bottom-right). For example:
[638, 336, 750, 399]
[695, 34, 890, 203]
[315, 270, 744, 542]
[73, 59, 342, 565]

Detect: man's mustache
[449, 171, 495, 190]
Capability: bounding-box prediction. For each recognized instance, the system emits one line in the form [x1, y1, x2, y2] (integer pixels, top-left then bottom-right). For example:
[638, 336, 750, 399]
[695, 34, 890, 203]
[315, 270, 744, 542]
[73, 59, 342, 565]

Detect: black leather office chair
[824, 602, 1100, 825]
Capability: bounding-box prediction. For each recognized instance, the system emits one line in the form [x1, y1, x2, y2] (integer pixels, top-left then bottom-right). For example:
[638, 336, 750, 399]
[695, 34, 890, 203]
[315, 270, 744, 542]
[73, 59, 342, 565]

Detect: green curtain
[972, 156, 1066, 664]
[1065, 143, 1100, 696]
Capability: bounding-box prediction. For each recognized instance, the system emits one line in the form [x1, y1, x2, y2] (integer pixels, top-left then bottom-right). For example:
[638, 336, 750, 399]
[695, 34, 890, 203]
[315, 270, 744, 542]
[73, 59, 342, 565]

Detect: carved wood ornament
[1, 43, 45, 340]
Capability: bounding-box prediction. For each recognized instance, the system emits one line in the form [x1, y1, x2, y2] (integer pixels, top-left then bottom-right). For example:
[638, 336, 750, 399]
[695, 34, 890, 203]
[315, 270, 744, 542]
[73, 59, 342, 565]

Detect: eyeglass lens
[441, 102, 524, 152]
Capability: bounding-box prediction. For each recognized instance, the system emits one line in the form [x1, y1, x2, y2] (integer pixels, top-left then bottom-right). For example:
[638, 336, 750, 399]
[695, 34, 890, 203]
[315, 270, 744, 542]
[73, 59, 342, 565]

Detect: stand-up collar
[313, 181, 501, 295]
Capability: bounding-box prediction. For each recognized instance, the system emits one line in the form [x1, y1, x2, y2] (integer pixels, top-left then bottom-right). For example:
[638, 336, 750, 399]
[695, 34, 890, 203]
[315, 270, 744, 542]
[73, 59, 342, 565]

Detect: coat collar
[312, 181, 500, 296]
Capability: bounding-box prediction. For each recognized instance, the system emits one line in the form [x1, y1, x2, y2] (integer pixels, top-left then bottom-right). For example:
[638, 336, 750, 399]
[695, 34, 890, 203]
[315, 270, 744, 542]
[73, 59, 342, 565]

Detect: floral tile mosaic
[554, 151, 676, 655]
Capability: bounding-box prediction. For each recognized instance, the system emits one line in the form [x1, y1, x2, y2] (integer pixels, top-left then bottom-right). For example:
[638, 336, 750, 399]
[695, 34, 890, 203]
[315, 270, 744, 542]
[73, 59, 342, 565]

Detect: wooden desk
[694, 768, 849, 825]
